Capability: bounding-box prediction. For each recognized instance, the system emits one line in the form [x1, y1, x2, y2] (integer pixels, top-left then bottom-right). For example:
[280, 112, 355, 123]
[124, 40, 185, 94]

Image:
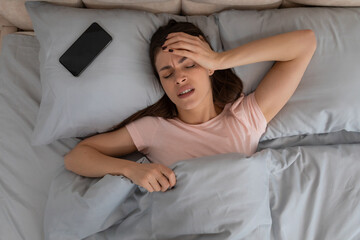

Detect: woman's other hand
[126, 162, 176, 192]
[162, 32, 222, 71]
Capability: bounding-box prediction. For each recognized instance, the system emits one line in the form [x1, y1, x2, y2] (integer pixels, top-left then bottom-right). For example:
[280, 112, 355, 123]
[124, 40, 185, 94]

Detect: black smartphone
[59, 22, 112, 77]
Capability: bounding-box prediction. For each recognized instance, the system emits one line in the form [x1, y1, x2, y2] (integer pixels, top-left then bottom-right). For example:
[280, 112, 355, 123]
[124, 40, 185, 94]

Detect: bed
[1, 0, 360, 239]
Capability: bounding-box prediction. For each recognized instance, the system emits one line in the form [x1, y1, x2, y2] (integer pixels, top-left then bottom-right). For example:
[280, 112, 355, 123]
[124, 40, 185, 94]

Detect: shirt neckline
[173, 102, 232, 127]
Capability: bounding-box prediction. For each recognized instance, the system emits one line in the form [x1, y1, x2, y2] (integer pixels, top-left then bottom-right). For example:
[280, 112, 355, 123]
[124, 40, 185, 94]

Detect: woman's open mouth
[178, 88, 195, 98]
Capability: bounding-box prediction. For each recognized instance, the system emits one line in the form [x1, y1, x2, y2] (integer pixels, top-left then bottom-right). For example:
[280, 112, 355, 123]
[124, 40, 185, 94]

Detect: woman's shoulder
[229, 92, 263, 117]
[229, 92, 268, 132]
[128, 115, 177, 130]
[229, 92, 246, 111]
[130, 115, 160, 125]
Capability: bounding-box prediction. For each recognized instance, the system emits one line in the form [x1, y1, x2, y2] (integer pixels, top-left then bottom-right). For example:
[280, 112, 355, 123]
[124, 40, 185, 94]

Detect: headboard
[1, 0, 359, 30]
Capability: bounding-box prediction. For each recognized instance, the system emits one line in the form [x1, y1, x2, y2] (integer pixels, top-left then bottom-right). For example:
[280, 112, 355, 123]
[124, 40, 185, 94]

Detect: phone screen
[59, 22, 112, 77]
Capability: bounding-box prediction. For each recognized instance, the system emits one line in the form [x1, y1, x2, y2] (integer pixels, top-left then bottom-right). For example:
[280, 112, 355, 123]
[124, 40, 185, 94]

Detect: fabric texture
[82, 0, 181, 14]
[25, 1, 223, 145]
[0, 34, 145, 240]
[43, 157, 150, 240]
[216, 7, 360, 140]
[125, 92, 267, 166]
[181, 0, 282, 15]
[42, 144, 360, 240]
[44, 151, 271, 240]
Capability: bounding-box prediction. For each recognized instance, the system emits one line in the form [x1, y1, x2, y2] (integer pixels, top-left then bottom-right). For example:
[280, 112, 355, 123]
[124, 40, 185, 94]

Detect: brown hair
[109, 19, 243, 131]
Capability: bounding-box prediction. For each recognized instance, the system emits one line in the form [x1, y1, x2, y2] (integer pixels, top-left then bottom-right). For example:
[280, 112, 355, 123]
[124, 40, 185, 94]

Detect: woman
[64, 20, 317, 193]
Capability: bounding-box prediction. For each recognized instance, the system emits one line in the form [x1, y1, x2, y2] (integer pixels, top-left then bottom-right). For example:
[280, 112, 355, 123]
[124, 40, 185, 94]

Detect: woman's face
[154, 48, 214, 112]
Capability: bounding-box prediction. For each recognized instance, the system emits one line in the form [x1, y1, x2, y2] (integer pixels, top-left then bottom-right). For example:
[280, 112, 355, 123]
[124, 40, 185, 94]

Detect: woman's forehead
[155, 50, 187, 69]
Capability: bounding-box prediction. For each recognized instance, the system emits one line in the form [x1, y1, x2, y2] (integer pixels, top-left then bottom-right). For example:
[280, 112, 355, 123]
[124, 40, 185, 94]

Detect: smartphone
[59, 22, 112, 77]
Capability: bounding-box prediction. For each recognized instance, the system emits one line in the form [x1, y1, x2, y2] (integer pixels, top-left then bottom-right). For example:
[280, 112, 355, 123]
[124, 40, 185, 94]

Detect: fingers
[144, 182, 155, 192]
[163, 41, 197, 53]
[164, 32, 201, 46]
[162, 32, 203, 52]
[145, 164, 177, 193]
[161, 39, 198, 60]
[148, 178, 162, 192]
[161, 32, 214, 69]
[160, 166, 177, 188]
[147, 175, 170, 192]
[155, 166, 176, 192]
[156, 175, 171, 192]
[164, 48, 196, 61]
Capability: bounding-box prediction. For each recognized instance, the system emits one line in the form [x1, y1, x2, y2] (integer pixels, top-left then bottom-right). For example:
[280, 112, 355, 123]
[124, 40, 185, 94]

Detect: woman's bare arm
[217, 29, 317, 122]
[64, 126, 176, 192]
[64, 126, 138, 178]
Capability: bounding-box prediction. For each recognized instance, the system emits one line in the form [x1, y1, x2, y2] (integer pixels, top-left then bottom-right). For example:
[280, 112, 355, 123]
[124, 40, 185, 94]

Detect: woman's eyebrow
[159, 57, 188, 72]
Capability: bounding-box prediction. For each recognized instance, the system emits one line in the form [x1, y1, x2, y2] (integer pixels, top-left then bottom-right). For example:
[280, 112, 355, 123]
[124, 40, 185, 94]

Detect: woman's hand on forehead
[161, 32, 222, 71]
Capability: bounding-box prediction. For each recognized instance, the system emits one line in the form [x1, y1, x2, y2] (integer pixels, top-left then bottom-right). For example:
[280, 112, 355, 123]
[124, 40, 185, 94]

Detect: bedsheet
[1, 33, 360, 240]
[43, 144, 360, 240]
[0, 33, 79, 240]
[44, 152, 272, 240]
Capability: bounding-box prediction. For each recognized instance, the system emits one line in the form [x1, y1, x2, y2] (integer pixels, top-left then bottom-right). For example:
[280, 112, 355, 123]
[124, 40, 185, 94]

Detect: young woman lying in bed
[64, 20, 317, 193]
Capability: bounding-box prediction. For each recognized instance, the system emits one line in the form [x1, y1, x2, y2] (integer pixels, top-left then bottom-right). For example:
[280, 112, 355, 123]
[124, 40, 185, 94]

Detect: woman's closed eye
[163, 64, 196, 79]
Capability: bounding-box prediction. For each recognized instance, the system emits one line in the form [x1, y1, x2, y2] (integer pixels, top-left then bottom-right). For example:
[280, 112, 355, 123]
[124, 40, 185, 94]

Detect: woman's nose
[175, 72, 187, 84]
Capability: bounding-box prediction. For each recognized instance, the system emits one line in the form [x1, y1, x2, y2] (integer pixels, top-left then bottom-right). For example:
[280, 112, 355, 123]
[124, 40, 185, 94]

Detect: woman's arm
[64, 126, 138, 177]
[217, 30, 317, 122]
[64, 126, 176, 192]
[217, 30, 316, 69]
[163, 30, 317, 123]
[64, 143, 137, 178]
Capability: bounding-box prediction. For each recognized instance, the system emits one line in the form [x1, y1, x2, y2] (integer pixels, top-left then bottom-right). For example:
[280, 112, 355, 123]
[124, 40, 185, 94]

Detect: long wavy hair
[109, 19, 243, 131]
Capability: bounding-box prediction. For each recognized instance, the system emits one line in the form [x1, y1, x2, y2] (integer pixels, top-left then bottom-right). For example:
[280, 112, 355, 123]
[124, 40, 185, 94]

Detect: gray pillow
[25, 1, 223, 145]
[216, 8, 360, 141]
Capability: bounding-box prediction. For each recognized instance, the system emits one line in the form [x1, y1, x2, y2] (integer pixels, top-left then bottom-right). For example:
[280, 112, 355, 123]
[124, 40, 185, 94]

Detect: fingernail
[162, 46, 167, 50]
[169, 49, 173, 52]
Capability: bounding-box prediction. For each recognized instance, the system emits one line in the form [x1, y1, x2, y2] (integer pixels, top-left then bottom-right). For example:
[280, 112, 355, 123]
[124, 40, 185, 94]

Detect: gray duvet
[43, 144, 360, 240]
[2, 34, 360, 240]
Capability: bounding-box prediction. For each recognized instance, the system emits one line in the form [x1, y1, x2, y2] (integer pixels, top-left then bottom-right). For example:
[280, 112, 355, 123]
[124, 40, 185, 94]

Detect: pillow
[25, 1, 223, 145]
[216, 7, 360, 141]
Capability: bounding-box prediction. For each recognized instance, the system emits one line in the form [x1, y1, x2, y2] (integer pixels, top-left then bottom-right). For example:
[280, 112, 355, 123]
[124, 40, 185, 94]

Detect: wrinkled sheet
[268, 144, 360, 240]
[44, 153, 272, 240]
[0, 34, 78, 240]
[44, 144, 360, 240]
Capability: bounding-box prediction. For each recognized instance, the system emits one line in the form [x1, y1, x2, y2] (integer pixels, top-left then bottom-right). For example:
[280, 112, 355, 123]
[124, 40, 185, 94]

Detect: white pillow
[25, 1, 223, 145]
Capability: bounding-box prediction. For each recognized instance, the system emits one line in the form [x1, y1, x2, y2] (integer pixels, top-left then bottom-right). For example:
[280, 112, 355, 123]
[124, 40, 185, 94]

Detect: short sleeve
[230, 92, 267, 135]
[125, 116, 159, 155]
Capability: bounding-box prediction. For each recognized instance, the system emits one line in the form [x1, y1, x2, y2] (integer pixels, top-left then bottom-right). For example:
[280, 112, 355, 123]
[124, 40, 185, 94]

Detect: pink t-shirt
[125, 92, 267, 167]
